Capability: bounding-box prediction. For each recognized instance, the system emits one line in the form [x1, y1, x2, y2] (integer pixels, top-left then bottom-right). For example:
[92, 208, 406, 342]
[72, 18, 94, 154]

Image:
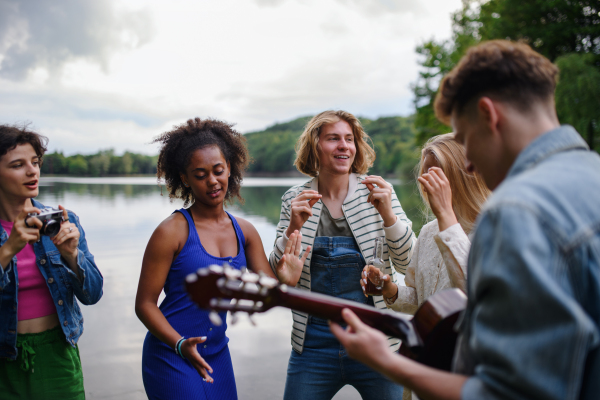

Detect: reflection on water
[36, 177, 424, 400]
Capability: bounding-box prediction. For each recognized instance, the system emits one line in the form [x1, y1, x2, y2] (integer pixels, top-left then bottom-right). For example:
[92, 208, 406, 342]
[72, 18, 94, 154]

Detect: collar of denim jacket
[506, 125, 589, 179]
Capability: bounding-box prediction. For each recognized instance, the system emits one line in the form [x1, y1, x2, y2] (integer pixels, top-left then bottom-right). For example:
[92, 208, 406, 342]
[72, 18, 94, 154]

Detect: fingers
[58, 205, 69, 221]
[299, 245, 311, 264]
[340, 308, 365, 333]
[53, 223, 79, 246]
[293, 191, 321, 203]
[329, 321, 348, 344]
[362, 176, 390, 190]
[293, 231, 303, 256]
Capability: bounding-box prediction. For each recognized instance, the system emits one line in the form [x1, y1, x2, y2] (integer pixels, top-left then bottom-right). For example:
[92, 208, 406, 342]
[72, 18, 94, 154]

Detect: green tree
[555, 53, 600, 151]
[67, 155, 88, 175]
[88, 149, 113, 177]
[412, 0, 600, 148]
[41, 151, 68, 174]
[412, 1, 481, 145]
[479, 0, 600, 62]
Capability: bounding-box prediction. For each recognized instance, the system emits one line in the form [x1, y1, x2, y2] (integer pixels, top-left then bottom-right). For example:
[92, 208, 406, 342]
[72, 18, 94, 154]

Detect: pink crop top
[1, 220, 57, 321]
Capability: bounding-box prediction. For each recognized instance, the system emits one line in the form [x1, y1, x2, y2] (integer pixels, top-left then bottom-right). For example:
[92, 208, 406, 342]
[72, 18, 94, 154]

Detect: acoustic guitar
[185, 265, 467, 371]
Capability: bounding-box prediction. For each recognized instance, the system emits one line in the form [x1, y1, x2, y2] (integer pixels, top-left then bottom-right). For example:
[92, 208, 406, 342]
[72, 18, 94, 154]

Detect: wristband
[175, 337, 186, 359]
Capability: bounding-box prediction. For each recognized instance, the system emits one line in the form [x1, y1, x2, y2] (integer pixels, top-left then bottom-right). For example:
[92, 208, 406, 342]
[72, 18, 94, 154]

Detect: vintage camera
[26, 207, 64, 237]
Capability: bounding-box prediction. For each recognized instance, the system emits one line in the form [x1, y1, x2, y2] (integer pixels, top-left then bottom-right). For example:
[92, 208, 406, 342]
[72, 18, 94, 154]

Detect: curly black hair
[153, 117, 250, 207]
[0, 123, 48, 161]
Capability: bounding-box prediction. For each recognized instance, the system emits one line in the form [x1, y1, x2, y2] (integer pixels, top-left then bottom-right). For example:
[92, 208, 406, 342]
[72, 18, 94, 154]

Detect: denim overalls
[283, 236, 403, 400]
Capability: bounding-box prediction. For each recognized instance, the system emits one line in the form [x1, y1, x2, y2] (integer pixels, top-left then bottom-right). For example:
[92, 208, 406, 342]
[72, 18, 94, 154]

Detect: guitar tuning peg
[231, 312, 239, 325]
[209, 311, 223, 326]
[248, 314, 257, 326]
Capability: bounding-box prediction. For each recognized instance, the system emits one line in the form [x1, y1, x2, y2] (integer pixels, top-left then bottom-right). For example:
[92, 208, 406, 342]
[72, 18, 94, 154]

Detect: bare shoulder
[235, 216, 260, 241]
[151, 211, 189, 247]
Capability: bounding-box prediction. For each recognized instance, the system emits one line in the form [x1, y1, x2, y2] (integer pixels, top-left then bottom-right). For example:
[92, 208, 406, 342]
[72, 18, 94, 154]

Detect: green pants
[0, 327, 85, 400]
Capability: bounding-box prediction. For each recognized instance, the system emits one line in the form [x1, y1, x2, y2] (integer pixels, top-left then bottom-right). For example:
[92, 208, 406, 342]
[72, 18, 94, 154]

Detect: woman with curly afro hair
[135, 117, 308, 400]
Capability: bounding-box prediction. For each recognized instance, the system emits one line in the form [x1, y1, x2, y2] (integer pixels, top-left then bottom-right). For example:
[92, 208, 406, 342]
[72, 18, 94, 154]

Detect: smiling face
[0, 143, 41, 203]
[180, 145, 230, 207]
[317, 120, 356, 176]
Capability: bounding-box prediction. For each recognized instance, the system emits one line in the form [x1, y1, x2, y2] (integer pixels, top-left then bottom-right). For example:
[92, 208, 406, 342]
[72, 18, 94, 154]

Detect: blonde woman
[362, 133, 490, 399]
[269, 110, 415, 400]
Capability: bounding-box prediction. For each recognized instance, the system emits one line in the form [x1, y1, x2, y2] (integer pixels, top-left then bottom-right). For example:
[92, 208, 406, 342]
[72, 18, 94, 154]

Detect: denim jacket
[454, 126, 600, 400]
[0, 199, 103, 360]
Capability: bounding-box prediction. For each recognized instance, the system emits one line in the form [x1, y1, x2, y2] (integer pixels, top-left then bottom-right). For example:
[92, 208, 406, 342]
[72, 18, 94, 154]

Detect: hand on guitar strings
[329, 308, 394, 373]
[276, 230, 311, 286]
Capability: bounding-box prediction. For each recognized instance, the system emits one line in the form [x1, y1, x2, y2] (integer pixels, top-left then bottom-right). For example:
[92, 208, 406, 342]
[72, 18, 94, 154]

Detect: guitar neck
[276, 286, 419, 346]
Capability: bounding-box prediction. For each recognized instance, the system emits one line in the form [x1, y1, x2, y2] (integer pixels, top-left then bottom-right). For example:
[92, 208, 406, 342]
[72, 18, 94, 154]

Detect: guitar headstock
[185, 264, 283, 326]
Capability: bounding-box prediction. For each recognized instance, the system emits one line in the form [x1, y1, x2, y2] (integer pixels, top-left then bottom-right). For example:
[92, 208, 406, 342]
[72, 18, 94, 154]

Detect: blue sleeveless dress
[142, 209, 245, 400]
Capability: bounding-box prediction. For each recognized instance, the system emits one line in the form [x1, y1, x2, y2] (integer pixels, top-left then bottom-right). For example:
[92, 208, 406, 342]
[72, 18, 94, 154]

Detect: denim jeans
[283, 236, 403, 400]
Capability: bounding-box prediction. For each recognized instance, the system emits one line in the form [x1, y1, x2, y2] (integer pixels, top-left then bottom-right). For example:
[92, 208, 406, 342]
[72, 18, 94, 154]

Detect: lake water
[36, 176, 425, 400]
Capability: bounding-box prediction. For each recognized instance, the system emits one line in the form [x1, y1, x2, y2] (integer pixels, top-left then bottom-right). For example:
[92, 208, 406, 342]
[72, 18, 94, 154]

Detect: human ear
[478, 97, 500, 134]
[180, 173, 189, 187]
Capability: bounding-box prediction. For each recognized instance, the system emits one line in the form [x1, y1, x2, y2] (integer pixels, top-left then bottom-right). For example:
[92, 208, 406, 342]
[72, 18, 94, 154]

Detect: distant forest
[41, 149, 158, 176]
[244, 115, 421, 179]
[41, 115, 424, 180]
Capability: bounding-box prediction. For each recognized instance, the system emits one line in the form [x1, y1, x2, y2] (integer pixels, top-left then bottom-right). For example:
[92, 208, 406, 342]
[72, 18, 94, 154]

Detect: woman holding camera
[135, 118, 307, 400]
[268, 110, 415, 400]
[0, 124, 103, 400]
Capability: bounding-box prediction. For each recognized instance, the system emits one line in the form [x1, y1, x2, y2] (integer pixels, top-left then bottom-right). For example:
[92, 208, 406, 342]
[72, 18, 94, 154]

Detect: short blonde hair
[294, 110, 376, 177]
[417, 133, 490, 233]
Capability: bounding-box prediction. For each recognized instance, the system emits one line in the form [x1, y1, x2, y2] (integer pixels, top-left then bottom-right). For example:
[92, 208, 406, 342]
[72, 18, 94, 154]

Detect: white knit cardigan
[268, 173, 416, 353]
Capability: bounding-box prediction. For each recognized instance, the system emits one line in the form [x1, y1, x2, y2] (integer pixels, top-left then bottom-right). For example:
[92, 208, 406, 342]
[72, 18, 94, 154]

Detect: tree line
[244, 115, 422, 180]
[41, 149, 158, 176]
[412, 0, 600, 151]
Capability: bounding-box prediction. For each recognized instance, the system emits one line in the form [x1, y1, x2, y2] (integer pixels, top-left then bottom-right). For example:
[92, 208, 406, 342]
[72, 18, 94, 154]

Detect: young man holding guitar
[331, 40, 600, 400]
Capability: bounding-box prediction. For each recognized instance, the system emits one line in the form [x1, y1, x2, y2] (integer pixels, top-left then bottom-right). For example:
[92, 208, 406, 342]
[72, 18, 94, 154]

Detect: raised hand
[285, 190, 322, 238]
[417, 167, 458, 232]
[361, 176, 396, 227]
[276, 230, 311, 286]
[180, 336, 214, 383]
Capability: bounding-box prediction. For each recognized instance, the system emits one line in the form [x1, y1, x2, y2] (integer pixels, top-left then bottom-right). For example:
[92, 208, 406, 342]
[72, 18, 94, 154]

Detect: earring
[184, 183, 189, 187]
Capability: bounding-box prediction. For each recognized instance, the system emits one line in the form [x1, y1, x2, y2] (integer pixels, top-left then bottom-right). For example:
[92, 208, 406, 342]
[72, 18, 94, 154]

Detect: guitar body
[399, 289, 466, 371]
[185, 265, 467, 371]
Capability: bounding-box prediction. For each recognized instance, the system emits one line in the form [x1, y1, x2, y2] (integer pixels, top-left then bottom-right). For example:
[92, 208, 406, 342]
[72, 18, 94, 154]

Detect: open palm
[276, 230, 311, 286]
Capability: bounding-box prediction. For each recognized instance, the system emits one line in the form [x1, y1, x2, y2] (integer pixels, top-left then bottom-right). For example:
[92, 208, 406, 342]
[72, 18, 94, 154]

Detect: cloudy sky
[0, 0, 462, 155]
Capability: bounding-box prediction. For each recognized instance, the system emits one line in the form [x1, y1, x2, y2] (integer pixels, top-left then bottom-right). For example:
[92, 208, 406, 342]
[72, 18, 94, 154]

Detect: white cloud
[0, 0, 462, 155]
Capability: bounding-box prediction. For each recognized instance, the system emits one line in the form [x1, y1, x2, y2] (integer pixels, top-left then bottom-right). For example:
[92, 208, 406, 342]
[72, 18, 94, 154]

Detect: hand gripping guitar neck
[185, 265, 466, 371]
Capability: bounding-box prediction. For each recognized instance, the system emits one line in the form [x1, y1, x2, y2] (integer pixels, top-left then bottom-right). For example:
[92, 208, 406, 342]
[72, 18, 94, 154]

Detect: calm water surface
[37, 177, 425, 400]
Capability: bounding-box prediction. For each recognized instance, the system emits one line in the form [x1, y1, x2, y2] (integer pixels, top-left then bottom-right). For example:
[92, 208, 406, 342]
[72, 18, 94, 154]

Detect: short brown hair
[0, 124, 48, 161]
[153, 118, 249, 207]
[294, 110, 375, 177]
[434, 40, 559, 124]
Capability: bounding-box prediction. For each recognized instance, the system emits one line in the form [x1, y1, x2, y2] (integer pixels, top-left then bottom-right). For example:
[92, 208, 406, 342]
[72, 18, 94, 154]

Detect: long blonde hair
[417, 133, 490, 233]
[294, 110, 376, 177]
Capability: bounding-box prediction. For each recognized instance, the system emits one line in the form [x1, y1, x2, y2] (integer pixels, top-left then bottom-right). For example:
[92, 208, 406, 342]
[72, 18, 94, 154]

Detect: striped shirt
[268, 173, 416, 353]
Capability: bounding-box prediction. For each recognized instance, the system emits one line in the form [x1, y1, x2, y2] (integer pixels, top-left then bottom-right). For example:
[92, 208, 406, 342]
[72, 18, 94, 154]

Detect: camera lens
[44, 220, 61, 237]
